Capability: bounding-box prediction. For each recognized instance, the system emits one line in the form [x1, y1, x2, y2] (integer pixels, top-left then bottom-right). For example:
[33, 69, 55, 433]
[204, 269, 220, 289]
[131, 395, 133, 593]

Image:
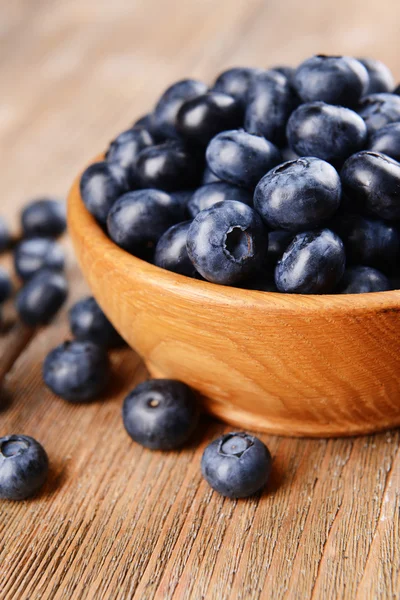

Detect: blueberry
[201, 432, 271, 498]
[122, 379, 199, 450]
[69, 296, 124, 348]
[106, 127, 154, 183]
[275, 229, 346, 294]
[80, 161, 128, 224]
[337, 266, 390, 294]
[16, 269, 68, 326]
[133, 114, 153, 129]
[154, 221, 196, 277]
[340, 151, 400, 221]
[14, 237, 65, 281]
[245, 69, 298, 145]
[358, 58, 395, 94]
[293, 55, 368, 107]
[286, 102, 367, 164]
[264, 230, 294, 272]
[0, 267, 12, 303]
[43, 340, 110, 402]
[107, 189, 181, 258]
[176, 92, 242, 146]
[368, 123, 400, 162]
[254, 157, 341, 232]
[271, 65, 295, 81]
[202, 166, 223, 185]
[187, 200, 267, 285]
[136, 141, 201, 191]
[358, 93, 400, 136]
[21, 198, 66, 238]
[212, 67, 260, 107]
[0, 217, 10, 253]
[187, 183, 253, 218]
[331, 214, 400, 274]
[153, 79, 208, 139]
[0, 435, 48, 500]
[206, 130, 281, 189]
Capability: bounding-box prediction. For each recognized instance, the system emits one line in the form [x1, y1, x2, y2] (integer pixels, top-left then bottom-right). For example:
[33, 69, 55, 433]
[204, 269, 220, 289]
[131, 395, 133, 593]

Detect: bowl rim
[68, 157, 400, 316]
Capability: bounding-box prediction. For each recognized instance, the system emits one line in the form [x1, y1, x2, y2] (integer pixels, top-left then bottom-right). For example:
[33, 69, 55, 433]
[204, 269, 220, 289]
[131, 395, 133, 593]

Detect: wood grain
[0, 0, 400, 598]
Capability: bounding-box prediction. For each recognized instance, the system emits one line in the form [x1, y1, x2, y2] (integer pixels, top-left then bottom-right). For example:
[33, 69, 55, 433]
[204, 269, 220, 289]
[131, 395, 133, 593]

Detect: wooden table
[1, 1, 399, 598]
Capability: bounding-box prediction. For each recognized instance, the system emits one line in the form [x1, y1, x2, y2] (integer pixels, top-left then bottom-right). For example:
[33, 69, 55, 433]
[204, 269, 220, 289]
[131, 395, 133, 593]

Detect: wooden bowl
[68, 165, 400, 438]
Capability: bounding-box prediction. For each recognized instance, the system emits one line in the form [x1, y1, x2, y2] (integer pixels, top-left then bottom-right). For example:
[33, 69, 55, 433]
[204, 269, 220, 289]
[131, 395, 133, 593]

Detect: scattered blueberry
[275, 229, 346, 294]
[154, 221, 196, 277]
[201, 432, 271, 498]
[43, 340, 110, 402]
[337, 266, 390, 294]
[359, 58, 395, 94]
[212, 67, 260, 107]
[0, 217, 11, 252]
[254, 157, 341, 231]
[0, 267, 12, 303]
[187, 182, 253, 218]
[358, 93, 400, 136]
[14, 237, 65, 281]
[368, 122, 400, 162]
[80, 161, 128, 224]
[206, 129, 281, 189]
[286, 102, 367, 164]
[16, 269, 68, 326]
[153, 79, 208, 139]
[187, 200, 267, 285]
[122, 379, 199, 450]
[106, 127, 154, 184]
[0, 435, 49, 500]
[21, 198, 66, 238]
[69, 296, 124, 348]
[135, 141, 201, 191]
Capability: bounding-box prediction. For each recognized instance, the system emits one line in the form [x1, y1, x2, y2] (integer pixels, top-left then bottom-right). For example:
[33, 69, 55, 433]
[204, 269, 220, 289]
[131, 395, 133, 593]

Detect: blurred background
[2, 0, 399, 219]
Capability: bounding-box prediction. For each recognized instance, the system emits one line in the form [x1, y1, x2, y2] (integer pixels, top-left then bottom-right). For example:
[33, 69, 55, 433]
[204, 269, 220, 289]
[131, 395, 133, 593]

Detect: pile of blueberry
[81, 55, 400, 294]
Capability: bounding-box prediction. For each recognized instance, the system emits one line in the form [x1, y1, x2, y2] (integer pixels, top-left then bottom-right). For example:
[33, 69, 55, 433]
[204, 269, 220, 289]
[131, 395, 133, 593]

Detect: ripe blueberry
[135, 141, 201, 191]
[368, 122, 400, 162]
[212, 67, 260, 107]
[337, 266, 390, 294]
[358, 93, 400, 136]
[106, 127, 154, 184]
[154, 221, 196, 277]
[187, 182, 253, 218]
[80, 161, 128, 224]
[16, 269, 68, 326]
[0, 435, 49, 500]
[14, 237, 65, 281]
[153, 79, 208, 139]
[359, 58, 395, 94]
[69, 296, 124, 348]
[21, 198, 66, 238]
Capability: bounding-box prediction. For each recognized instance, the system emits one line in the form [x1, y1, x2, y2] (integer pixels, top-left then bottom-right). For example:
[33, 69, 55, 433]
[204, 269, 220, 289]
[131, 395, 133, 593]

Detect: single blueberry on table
[154, 221, 197, 277]
[0, 217, 10, 253]
[176, 92, 242, 146]
[358, 93, 400, 136]
[0, 435, 49, 501]
[153, 79, 208, 139]
[244, 69, 298, 145]
[202, 166, 222, 185]
[21, 198, 66, 238]
[187, 182, 253, 219]
[286, 102, 367, 164]
[80, 161, 128, 225]
[206, 129, 281, 189]
[337, 266, 390, 294]
[293, 55, 369, 107]
[14, 237, 65, 281]
[0, 267, 12, 303]
[43, 340, 110, 402]
[212, 67, 261, 107]
[107, 189, 181, 258]
[368, 123, 400, 162]
[358, 58, 395, 94]
[263, 230, 294, 272]
[106, 127, 154, 184]
[201, 432, 271, 498]
[254, 157, 341, 232]
[275, 229, 346, 294]
[122, 379, 199, 450]
[69, 296, 124, 348]
[187, 200, 268, 285]
[135, 141, 202, 192]
[16, 269, 68, 326]
[340, 151, 400, 221]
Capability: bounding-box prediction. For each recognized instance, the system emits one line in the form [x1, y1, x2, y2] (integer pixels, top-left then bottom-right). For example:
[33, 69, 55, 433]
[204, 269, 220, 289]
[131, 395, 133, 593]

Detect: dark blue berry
[133, 114, 153, 129]
[136, 141, 201, 191]
[293, 55, 368, 107]
[0, 267, 12, 303]
[80, 161, 128, 224]
[21, 198, 66, 238]
[341, 151, 400, 221]
[154, 221, 196, 277]
[272, 66, 295, 80]
[69, 296, 124, 348]
[245, 69, 298, 145]
[187, 200, 267, 285]
[0, 217, 10, 253]
[212, 67, 260, 107]
[358, 93, 400, 136]
[287, 102, 367, 164]
[275, 229, 346, 294]
[107, 189, 180, 258]
[368, 123, 400, 162]
[153, 79, 208, 139]
[176, 92, 242, 146]
[264, 230, 294, 272]
[106, 127, 154, 184]
[43, 340, 110, 402]
[16, 269, 67, 326]
[0, 435, 48, 500]
[122, 379, 199, 450]
[337, 266, 390, 294]
[206, 129, 281, 189]
[14, 237, 65, 281]
[201, 432, 271, 498]
[202, 166, 223, 185]
[359, 58, 394, 94]
[187, 183, 252, 218]
[254, 157, 341, 232]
